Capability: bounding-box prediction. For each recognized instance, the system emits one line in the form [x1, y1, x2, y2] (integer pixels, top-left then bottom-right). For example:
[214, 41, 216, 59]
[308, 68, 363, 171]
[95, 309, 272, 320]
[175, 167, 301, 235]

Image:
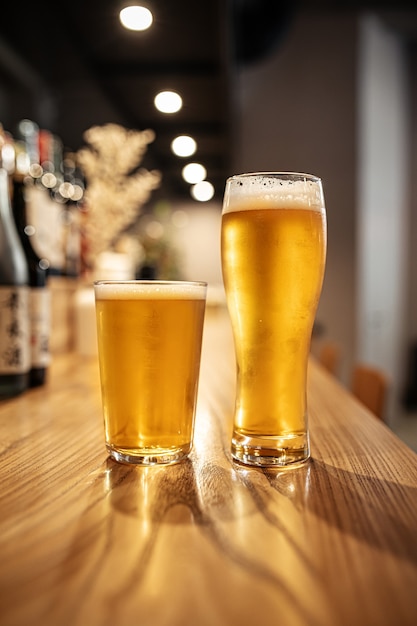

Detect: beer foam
[94, 281, 207, 300]
[223, 173, 325, 213]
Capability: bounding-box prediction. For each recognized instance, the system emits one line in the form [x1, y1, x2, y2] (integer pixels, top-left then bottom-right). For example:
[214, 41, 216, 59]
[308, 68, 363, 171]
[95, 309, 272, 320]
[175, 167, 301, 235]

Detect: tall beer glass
[221, 173, 327, 467]
[94, 280, 207, 465]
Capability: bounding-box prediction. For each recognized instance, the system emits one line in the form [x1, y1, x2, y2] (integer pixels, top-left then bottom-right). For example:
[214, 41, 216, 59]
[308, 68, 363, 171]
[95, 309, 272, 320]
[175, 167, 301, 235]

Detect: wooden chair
[318, 342, 342, 377]
[351, 364, 389, 421]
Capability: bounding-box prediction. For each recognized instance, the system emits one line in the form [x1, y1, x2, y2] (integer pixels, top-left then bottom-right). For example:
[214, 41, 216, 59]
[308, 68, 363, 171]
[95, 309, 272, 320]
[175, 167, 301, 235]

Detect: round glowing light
[171, 210, 189, 228]
[120, 6, 153, 31]
[154, 91, 182, 114]
[191, 180, 215, 202]
[145, 220, 164, 239]
[171, 135, 197, 157]
[29, 163, 43, 179]
[59, 182, 75, 199]
[42, 172, 57, 189]
[24, 225, 36, 236]
[182, 162, 207, 184]
[72, 183, 84, 202]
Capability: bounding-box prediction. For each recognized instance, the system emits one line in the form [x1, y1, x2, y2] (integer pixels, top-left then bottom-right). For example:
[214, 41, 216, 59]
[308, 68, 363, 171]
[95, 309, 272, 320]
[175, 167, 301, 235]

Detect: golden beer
[94, 280, 207, 465]
[221, 173, 327, 466]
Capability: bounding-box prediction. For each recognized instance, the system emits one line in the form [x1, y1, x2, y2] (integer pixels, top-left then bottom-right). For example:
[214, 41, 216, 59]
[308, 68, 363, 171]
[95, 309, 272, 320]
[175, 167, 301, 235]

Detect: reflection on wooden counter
[0, 308, 417, 626]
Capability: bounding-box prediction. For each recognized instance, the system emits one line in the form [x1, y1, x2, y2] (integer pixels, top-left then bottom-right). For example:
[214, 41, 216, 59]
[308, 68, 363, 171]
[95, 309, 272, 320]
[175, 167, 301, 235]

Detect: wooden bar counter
[1, 307, 417, 626]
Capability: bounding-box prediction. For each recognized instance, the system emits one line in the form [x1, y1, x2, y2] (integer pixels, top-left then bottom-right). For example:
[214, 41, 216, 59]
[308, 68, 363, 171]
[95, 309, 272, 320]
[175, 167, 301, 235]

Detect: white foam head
[223, 172, 325, 213]
[94, 280, 207, 300]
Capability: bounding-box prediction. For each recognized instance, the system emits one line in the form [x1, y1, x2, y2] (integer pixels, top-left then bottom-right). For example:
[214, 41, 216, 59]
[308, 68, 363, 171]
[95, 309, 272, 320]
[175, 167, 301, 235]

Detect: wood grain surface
[0, 307, 416, 626]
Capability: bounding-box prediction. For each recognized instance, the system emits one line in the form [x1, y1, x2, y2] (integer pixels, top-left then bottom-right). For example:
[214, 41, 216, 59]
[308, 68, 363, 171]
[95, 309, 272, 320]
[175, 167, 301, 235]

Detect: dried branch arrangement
[77, 123, 161, 271]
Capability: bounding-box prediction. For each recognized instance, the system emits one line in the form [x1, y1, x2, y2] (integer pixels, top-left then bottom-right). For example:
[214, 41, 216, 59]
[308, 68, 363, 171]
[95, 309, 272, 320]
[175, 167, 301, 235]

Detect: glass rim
[93, 279, 208, 287]
[226, 171, 321, 184]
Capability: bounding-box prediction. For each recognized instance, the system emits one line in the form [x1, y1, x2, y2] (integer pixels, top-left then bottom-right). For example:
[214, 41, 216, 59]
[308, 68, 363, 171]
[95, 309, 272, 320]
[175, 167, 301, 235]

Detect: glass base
[231, 431, 310, 468]
[106, 443, 191, 466]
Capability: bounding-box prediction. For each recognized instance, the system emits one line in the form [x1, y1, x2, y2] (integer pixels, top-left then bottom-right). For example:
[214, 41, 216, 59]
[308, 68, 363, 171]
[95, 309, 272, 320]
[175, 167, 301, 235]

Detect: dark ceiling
[0, 0, 232, 202]
[0, 1, 416, 202]
[0, 0, 300, 202]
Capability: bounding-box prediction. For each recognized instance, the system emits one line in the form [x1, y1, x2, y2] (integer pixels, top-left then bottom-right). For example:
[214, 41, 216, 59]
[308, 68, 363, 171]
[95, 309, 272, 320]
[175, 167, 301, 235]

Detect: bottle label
[30, 288, 51, 367]
[0, 286, 30, 375]
[26, 185, 66, 271]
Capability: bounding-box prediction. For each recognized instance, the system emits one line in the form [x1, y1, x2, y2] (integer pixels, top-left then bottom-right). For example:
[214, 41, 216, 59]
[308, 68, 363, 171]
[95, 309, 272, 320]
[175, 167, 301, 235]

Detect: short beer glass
[221, 173, 327, 467]
[94, 280, 207, 465]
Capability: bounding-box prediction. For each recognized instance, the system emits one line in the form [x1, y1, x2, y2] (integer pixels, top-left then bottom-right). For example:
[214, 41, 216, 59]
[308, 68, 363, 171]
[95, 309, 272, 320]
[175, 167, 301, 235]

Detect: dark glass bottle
[0, 167, 30, 397]
[12, 176, 51, 387]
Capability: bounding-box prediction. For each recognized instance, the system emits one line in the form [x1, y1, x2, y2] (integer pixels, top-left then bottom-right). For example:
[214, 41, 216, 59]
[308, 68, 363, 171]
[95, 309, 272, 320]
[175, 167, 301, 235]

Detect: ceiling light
[119, 6, 153, 31]
[182, 162, 207, 184]
[154, 91, 182, 114]
[191, 181, 214, 202]
[171, 135, 197, 157]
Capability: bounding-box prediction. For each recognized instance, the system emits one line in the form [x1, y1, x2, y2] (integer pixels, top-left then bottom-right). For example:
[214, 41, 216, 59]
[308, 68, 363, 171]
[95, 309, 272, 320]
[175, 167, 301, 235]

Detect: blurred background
[1, 0, 417, 441]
